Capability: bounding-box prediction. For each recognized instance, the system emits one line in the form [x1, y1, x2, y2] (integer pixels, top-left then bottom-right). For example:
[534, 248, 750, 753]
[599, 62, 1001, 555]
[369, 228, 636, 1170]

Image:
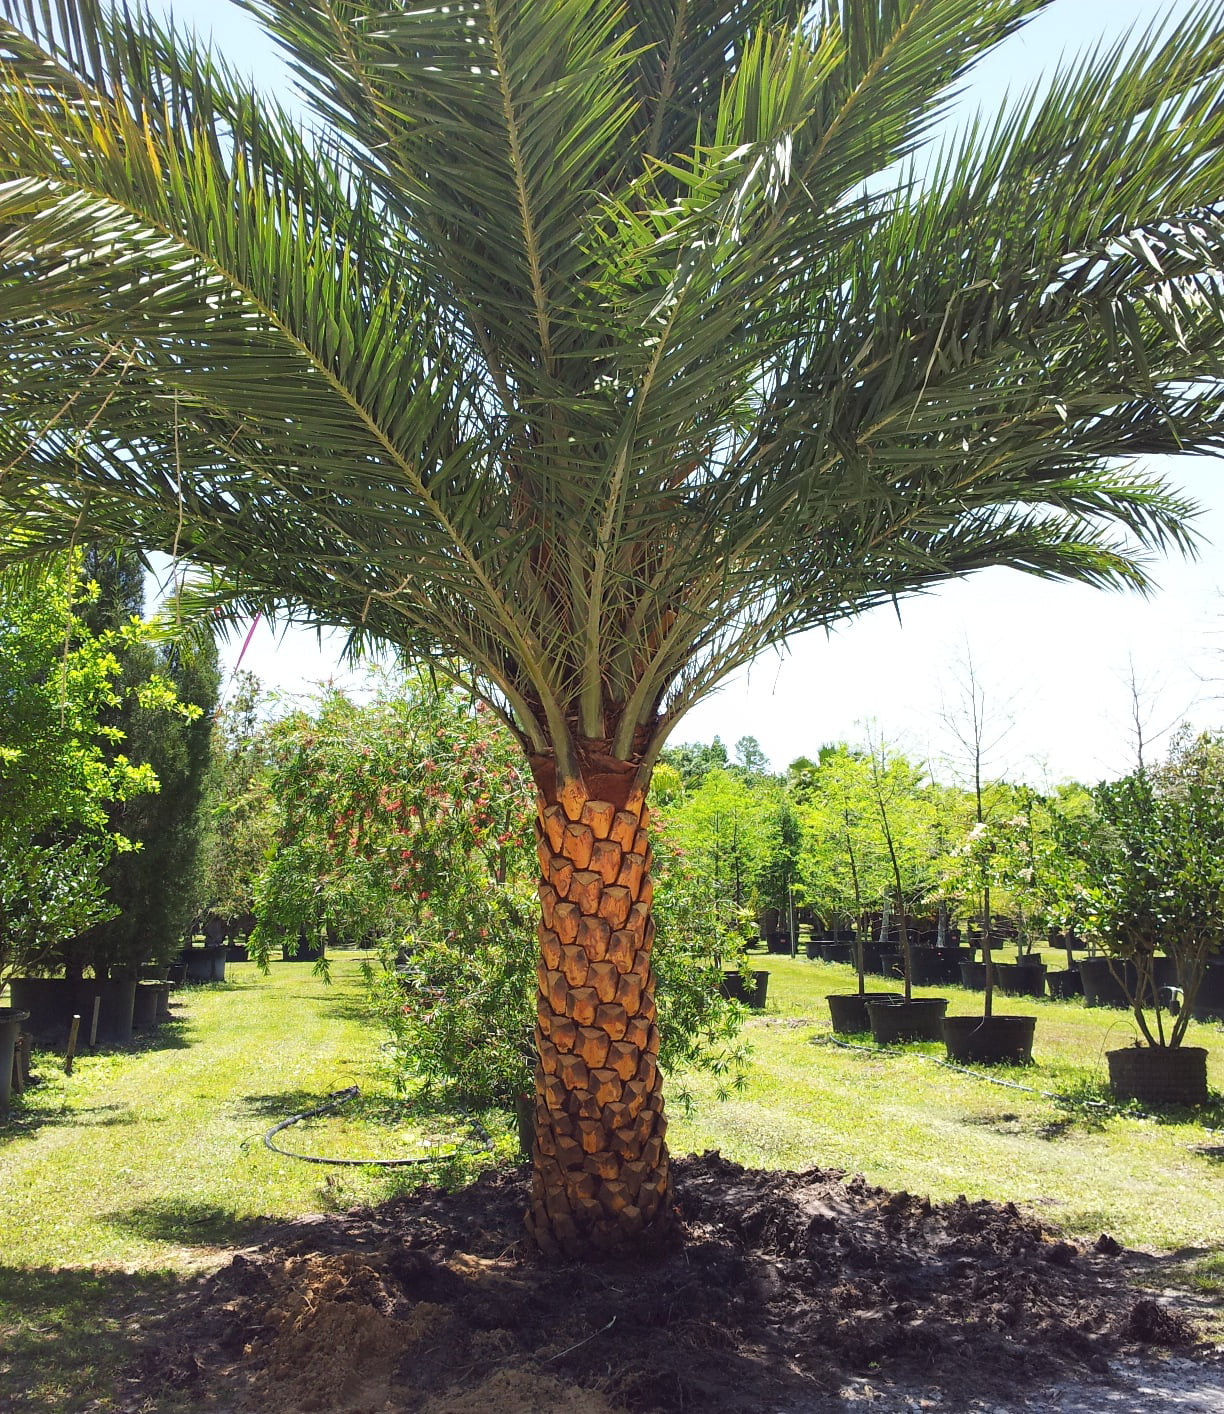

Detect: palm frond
[1, 0, 1222, 780]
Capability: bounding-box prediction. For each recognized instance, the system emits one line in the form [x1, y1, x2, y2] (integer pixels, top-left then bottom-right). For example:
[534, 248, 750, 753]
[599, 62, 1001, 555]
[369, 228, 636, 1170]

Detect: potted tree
[2, 836, 119, 1086]
[861, 737, 949, 1044]
[1071, 736, 1223, 1106]
[1, 558, 174, 1049]
[799, 748, 899, 1033]
[987, 792, 1052, 999]
[941, 815, 1037, 1065]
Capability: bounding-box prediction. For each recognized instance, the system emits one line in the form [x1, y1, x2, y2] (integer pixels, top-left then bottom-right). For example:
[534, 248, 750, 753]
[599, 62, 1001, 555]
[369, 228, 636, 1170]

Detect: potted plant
[861, 737, 948, 1044]
[799, 749, 898, 1033]
[2, 835, 120, 1052]
[1, 558, 176, 1047]
[988, 792, 1051, 998]
[1070, 736, 1223, 1106]
[941, 817, 1036, 1065]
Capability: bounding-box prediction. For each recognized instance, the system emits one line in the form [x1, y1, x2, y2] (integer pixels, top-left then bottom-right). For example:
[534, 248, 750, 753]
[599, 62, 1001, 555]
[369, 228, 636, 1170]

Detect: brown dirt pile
[134, 1153, 1205, 1413]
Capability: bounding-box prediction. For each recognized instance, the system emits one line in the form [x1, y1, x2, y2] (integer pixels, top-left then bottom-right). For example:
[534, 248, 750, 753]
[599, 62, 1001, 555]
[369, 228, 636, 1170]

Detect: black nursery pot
[1106, 1046, 1208, 1107]
[1080, 955, 1178, 1009]
[821, 943, 856, 965]
[856, 942, 885, 974]
[866, 996, 948, 1044]
[182, 945, 227, 983]
[1190, 963, 1224, 1023]
[958, 960, 987, 991]
[7, 978, 77, 1037]
[941, 1014, 1036, 1065]
[1046, 968, 1083, 1000]
[908, 948, 967, 987]
[877, 950, 903, 980]
[8, 977, 137, 1045]
[283, 937, 326, 963]
[994, 961, 1047, 998]
[720, 970, 770, 1009]
[76, 978, 138, 1045]
[826, 992, 901, 1035]
[133, 981, 172, 1030]
[0, 1008, 30, 1116]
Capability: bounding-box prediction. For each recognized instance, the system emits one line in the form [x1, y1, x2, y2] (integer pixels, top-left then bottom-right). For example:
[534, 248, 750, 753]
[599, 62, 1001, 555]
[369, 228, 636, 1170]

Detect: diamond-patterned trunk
[525, 783, 672, 1256]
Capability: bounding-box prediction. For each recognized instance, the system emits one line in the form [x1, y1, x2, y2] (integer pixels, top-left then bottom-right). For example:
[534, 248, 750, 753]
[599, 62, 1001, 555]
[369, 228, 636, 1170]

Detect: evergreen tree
[70, 549, 221, 977]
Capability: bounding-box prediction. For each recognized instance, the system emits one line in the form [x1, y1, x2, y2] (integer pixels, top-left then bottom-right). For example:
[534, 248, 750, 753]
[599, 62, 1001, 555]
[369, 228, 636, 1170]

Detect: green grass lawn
[1, 955, 515, 1272]
[669, 956, 1224, 1253]
[2, 948, 1222, 1410]
[0, 955, 516, 1412]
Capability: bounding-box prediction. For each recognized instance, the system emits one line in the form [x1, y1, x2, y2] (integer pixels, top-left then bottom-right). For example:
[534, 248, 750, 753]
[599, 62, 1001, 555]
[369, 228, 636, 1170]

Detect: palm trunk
[525, 779, 672, 1257]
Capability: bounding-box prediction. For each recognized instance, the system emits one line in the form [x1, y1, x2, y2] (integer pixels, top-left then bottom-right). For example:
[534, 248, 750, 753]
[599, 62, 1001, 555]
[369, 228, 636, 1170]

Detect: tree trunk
[525, 775, 672, 1257]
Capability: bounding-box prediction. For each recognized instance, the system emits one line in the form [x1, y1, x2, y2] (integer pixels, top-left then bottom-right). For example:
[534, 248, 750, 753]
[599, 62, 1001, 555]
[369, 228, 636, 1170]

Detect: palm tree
[2, 0, 1223, 1255]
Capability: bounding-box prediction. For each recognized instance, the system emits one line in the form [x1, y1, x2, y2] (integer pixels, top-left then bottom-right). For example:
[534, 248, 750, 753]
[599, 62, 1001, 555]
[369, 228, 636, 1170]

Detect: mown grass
[2, 948, 1222, 1410]
[1, 956, 515, 1270]
[670, 956, 1224, 1253]
[0, 955, 516, 1411]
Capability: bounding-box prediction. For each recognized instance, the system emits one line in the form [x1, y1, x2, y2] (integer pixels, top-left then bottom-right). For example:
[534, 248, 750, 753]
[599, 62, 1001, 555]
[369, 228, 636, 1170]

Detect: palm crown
[2, 0, 1222, 796]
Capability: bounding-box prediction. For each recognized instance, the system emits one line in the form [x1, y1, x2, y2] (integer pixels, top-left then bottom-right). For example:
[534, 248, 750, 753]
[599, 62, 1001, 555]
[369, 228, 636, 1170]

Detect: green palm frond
[1, 0, 1222, 784]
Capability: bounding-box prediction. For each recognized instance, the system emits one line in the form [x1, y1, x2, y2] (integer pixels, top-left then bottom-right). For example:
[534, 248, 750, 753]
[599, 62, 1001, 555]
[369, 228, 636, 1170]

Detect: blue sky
[140, 0, 1224, 785]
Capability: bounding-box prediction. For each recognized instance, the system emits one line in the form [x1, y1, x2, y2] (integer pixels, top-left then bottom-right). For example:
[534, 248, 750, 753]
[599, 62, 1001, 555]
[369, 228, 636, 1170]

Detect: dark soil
[130, 1153, 1208, 1413]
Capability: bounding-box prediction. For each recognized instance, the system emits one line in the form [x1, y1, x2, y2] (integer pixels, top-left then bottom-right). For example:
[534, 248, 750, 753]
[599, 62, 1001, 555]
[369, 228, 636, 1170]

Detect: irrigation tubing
[261, 1084, 493, 1167]
[817, 1035, 1224, 1137]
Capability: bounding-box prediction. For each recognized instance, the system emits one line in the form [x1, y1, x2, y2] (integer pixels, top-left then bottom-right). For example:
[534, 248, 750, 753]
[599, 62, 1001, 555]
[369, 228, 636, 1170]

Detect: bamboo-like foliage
[1, 0, 1223, 788]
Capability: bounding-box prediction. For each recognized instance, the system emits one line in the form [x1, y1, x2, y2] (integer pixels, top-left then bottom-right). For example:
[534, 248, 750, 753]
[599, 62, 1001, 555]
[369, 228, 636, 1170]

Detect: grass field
[1, 949, 1222, 1410]
[670, 956, 1224, 1252]
[0, 955, 514, 1411]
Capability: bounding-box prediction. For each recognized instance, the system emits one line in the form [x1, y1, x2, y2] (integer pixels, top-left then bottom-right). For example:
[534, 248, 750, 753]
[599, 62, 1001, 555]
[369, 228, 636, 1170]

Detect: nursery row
[728, 943, 1222, 1108]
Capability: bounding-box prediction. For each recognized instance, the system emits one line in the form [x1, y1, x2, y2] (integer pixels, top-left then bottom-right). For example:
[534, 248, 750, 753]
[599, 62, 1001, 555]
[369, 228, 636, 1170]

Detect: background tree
[666, 766, 780, 930]
[249, 677, 536, 962]
[4, 0, 1224, 1254]
[1063, 732, 1224, 1046]
[658, 739, 730, 793]
[1150, 729, 1224, 1021]
[732, 737, 771, 779]
[0, 558, 160, 991]
[863, 731, 942, 999]
[67, 547, 220, 977]
[197, 671, 279, 930]
[798, 745, 886, 993]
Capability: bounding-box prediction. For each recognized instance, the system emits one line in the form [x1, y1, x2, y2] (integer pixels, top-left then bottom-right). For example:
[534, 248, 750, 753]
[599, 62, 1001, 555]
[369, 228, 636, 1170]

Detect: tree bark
[524, 775, 672, 1257]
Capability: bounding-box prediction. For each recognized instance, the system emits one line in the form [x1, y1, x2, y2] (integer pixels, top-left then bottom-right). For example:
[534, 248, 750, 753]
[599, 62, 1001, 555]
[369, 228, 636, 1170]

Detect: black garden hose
[261, 1084, 492, 1166]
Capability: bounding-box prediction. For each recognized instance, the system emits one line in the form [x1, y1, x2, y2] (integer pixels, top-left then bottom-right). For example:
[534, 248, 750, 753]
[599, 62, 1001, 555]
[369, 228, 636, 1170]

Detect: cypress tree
[70, 549, 221, 978]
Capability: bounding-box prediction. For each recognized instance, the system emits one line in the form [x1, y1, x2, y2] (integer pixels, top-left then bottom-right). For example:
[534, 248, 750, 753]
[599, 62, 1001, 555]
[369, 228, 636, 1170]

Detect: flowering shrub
[250, 675, 534, 965]
[248, 675, 749, 1110]
[945, 787, 1089, 949]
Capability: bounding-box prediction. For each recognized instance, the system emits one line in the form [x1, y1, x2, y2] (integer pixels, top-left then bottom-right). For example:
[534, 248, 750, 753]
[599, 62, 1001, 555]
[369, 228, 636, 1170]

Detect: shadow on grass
[235, 1087, 509, 1192]
[23, 1017, 194, 1067]
[237, 1085, 470, 1132]
[102, 1198, 272, 1249]
[318, 993, 377, 1025]
[0, 1093, 173, 1146]
[0, 1264, 198, 1414]
[125, 1020, 195, 1054]
[238, 1086, 350, 1119]
[179, 979, 260, 993]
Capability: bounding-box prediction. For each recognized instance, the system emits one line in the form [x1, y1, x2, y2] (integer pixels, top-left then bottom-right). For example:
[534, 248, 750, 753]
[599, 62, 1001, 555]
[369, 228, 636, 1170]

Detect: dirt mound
[133, 1154, 1205, 1413]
